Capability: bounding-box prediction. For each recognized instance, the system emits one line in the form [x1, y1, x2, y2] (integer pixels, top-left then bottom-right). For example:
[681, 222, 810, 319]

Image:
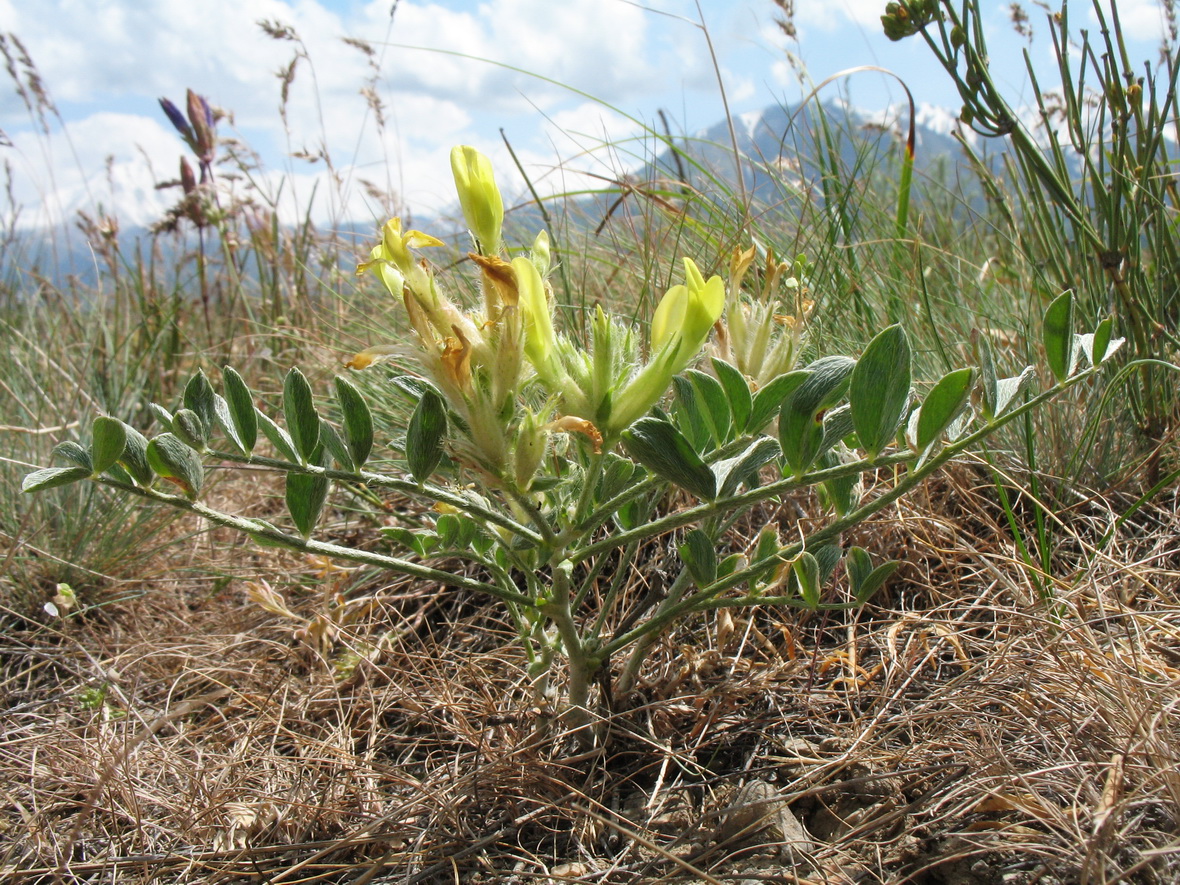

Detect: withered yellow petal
[345, 344, 399, 370]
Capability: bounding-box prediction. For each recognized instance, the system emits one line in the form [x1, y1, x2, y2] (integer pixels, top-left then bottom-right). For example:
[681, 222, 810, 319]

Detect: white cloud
[1088, 0, 1169, 43]
[5, 112, 182, 228]
[344, 0, 664, 111]
[794, 0, 885, 31]
[0, 0, 780, 229]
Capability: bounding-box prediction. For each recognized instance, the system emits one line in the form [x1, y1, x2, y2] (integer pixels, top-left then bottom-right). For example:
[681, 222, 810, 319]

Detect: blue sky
[0, 0, 1170, 229]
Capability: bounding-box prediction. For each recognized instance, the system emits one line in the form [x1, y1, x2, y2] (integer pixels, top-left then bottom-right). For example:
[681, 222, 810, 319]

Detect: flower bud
[179, 156, 197, 195]
[515, 256, 557, 375]
[607, 258, 724, 436]
[450, 145, 504, 256]
[651, 258, 725, 361]
[186, 89, 216, 165]
[159, 97, 192, 139]
[514, 411, 549, 491]
[530, 229, 551, 277]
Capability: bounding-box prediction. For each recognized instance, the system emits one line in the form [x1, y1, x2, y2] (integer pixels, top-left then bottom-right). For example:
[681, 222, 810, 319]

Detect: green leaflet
[335, 376, 374, 469]
[711, 358, 752, 433]
[23, 466, 90, 493]
[793, 552, 821, 609]
[286, 447, 330, 537]
[685, 368, 732, 445]
[146, 433, 204, 498]
[678, 528, 718, 587]
[149, 402, 175, 432]
[779, 356, 856, 475]
[212, 394, 245, 454]
[595, 453, 636, 502]
[221, 366, 258, 454]
[712, 436, 780, 498]
[318, 419, 355, 472]
[672, 376, 710, 452]
[748, 369, 808, 432]
[974, 329, 999, 419]
[284, 368, 320, 463]
[406, 389, 447, 483]
[183, 370, 217, 435]
[1042, 290, 1075, 383]
[257, 410, 300, 464]
[622, 415, 716, 500]
[172, 408, 208, 451]
[915, 367, 975, 453]
[119, 423, 155, 486]
[849, 324, 911, 460]
[52, 440, 91, 471]
[846, 545, 900, 603]
[90, 416, 127, 477]
[817, 448, 858, 516]
[1091, 317, 1114, 366]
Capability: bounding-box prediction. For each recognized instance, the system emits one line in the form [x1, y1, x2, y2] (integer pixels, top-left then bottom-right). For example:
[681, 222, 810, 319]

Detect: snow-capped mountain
[637, 98, 1003, 209]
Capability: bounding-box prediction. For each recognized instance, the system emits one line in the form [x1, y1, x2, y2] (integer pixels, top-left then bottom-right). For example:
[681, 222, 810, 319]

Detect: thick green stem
[567, 450, 604, 534]
[573, 449, 916, 567]
[542, 562, 597, 736]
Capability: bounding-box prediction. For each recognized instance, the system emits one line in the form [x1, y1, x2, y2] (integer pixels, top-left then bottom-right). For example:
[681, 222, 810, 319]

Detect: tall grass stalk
[884, 0, 1180, 483]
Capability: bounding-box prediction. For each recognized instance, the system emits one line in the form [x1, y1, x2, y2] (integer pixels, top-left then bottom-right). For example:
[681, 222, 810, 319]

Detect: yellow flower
[451, 145, 504, 256]
[515, 255, 558, 375]
[344, 344, 400, 370]
[651, 258, 725, 361]
[356, 218, 444, 298]
[607, 258, 724, 436]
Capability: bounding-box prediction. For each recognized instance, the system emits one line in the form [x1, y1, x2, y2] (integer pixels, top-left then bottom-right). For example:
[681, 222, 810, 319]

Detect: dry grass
[3, 465, 1179, 884]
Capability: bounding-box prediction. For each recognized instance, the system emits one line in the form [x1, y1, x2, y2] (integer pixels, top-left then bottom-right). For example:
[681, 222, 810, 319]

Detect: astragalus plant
[24, 145, 1121, 738]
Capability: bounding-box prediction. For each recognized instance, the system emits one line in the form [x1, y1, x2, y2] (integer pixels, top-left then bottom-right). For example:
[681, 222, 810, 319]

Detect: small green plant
[23, 146, 1121, 739]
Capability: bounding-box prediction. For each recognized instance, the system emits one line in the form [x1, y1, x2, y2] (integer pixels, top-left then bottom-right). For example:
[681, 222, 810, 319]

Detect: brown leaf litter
[2, 464, 1179, 883]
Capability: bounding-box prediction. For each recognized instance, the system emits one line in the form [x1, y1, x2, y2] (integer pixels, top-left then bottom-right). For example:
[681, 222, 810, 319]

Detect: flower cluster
[156, 89, 220, 231]
[881, 0, 940, 41]
[352, 146, 804, 492]
[159, 89, 218, 184]
[711, 245, 813, 390]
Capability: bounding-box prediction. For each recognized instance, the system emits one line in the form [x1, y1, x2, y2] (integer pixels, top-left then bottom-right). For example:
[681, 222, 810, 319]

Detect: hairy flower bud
[530, 230, 551, 278]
